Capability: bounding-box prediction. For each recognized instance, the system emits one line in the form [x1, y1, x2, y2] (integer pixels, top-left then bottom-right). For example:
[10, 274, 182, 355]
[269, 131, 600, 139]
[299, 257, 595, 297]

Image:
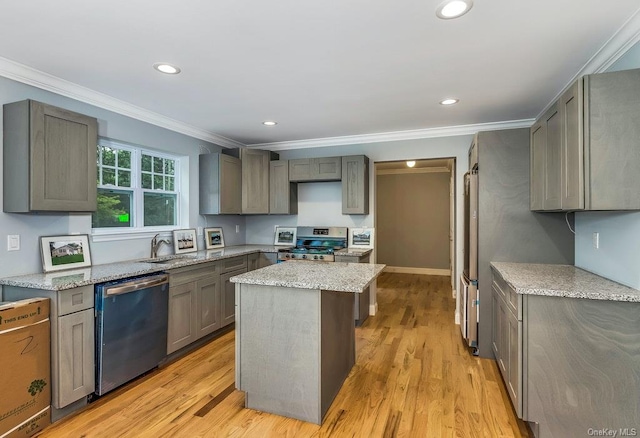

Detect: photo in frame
[204, 227, 225, 249]
[173, 229, 198, 254]
[40, 234, 92, 272]
[348, 228, 375, 249]
[274, 226, 297, 246]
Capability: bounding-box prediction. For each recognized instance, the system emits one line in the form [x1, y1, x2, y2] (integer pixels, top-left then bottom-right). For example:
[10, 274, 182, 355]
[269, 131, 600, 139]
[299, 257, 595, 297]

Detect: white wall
[574, 39, 640, 288]
[0, 75, 245, 282]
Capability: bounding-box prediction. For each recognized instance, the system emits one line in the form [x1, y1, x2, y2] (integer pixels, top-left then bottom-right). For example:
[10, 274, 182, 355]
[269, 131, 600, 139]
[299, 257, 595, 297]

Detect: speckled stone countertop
[334, 248, 373, 257]
[0, 245, 286, 291]
[491, 262, 640, 302]
[231, 260, 385, 293]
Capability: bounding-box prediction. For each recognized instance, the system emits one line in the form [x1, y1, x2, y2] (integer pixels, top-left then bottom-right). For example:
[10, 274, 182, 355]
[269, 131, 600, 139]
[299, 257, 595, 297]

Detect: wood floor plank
[38, 272, 530, 438]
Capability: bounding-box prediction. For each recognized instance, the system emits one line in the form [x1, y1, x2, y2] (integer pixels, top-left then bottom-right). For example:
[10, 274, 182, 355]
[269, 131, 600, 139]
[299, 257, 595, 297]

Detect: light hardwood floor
[39, 273, 530, 438]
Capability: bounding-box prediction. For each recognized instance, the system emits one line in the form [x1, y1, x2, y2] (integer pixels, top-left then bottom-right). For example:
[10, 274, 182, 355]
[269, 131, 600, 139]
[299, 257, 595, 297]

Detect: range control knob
[302, 254, 307, 259]
[319, 255, 324, 260]
[313, 255, 319, 260]
[285, 254, 291, 259]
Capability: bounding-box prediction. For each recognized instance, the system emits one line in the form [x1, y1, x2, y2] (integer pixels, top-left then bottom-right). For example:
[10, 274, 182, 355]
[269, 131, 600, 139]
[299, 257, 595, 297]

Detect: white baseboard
[454, 311, 460, 325]
[369, 302, 378, 316]
[384, 266, 450, 276]
[452, 288, 456, 298]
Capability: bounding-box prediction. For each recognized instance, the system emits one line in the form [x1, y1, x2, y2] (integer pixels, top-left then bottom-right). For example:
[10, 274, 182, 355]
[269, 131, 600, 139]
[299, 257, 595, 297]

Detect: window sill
[91, 228, 174, 243]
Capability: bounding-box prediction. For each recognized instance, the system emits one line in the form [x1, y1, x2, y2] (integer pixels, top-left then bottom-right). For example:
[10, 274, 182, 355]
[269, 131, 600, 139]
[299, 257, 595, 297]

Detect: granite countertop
[335, 248, 373, 257]
[231, 260, 386, 293]
[491, 262, 640, 302]
[0, 245, 287, 291]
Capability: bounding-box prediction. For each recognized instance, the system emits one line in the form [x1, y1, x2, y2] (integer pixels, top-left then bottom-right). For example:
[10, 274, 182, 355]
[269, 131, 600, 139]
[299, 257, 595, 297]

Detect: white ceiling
[1, 1, 640, 149]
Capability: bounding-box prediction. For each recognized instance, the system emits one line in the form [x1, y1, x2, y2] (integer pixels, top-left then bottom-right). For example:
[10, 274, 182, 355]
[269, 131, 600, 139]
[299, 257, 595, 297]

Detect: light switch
[592, 232, 599, 249]
[7, 235, 20, 251]
[197, 227, 203, 236]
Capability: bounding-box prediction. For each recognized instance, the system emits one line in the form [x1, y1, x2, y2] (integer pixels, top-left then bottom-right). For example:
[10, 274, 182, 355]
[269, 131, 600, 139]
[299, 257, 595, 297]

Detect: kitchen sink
[141, 255, 195, 265]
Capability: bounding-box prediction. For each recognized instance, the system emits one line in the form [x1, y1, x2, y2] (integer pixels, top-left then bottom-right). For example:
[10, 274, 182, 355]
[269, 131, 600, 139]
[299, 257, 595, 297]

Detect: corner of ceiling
[0, 56, 245, 149]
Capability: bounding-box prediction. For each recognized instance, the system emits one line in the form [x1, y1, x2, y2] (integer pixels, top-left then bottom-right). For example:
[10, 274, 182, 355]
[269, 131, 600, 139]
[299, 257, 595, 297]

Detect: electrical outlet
[592, 232, 599, 249]
[197, 227, 203, 236]
[236, 224, 240, 233]
[7, 235, 20, 251]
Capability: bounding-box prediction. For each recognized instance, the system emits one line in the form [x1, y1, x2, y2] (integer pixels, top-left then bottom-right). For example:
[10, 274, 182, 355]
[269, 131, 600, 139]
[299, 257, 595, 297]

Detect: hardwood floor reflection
[39, 273, 530, 437]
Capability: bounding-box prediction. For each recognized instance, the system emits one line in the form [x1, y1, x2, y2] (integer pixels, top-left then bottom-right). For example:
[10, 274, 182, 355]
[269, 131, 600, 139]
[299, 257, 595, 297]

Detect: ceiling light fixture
[436, 0, 473, 19]
[153, 63, 181, 74]
[440, 98, 459, 105]
[406, 161, 416, 168]
[262, 121, 277, 126]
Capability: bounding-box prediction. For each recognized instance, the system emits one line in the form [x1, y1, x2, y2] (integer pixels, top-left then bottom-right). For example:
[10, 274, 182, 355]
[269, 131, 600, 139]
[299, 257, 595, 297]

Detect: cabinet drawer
[170, 261, 219, 286]
[220, 256, 247, 273]
[58, 285, 94, 316]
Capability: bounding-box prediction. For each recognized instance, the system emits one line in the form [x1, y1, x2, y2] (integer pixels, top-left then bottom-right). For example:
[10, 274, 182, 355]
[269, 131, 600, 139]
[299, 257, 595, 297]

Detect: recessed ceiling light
[406, 161, 416, 168]
[153, 63, 181, 74]
[440, 98, 459, 105]
[436, 0, 473, 19]
[262, 121, 277, 126]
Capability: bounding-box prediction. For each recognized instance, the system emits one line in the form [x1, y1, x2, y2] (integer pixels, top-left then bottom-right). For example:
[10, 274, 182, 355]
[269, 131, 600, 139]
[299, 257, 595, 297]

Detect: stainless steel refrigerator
[461, 169, 479, 352]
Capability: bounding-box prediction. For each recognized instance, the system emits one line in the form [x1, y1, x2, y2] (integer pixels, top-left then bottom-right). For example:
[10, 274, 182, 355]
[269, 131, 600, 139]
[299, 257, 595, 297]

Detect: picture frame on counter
[348, 228, 374, 249]
[40, 234, 92, 272]
[204, 227, 225, 249]
[274, 226, 297, 246]
[174, 228, 198, 253]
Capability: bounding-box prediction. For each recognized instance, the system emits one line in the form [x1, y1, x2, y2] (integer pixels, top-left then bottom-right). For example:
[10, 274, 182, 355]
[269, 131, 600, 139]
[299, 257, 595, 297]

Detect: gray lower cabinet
[531, 68, 640, 211]
[289, 157, 342, 182]
[335, 252, 371, 325]
[167, 262, 221, 354]
[341, 155, 369, 214]
[270, 160, 298, 214]
[241, 149, 271, 214]
[220, 256, 249, 327]
[3, 285, 95, 419]
[199, 153, 242, 214]
[3, 99, 98, 212]
[491, 268, 524, 419]
[248, 252, 277, 270]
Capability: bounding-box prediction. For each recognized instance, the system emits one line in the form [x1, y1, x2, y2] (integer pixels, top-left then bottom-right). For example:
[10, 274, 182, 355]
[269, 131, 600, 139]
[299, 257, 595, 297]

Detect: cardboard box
[1, 408, 50, 438]
[0, 298, 51, 437]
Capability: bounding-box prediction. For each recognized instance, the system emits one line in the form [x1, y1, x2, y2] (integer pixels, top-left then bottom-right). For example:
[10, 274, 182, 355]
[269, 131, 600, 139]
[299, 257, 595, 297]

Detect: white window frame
[92, 138, 185, 242]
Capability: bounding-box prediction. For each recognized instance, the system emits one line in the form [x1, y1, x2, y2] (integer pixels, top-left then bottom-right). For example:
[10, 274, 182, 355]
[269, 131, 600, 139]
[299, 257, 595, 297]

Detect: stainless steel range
[277, 226, 348, 262]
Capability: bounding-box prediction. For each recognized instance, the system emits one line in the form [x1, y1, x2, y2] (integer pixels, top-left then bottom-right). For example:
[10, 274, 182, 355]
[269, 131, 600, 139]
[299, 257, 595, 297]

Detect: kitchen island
[230, 260, 385, 424]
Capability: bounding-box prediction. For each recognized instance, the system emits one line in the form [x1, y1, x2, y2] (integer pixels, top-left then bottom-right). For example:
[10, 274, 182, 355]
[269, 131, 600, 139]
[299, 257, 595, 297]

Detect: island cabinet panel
[525, 295, 640, 437]
[3, 99, 97, 212]
[167, 262, 221, 354]
[335, 252, 371, 325]
[288, 157, 342, 182]
[530, 68, 640, 211]
[199, 153, 241, 215]
[341, 155, 369, 215]
[236, 284, 355, 425]
[241, 149, 271, 214]
[269, 160, 298, 214]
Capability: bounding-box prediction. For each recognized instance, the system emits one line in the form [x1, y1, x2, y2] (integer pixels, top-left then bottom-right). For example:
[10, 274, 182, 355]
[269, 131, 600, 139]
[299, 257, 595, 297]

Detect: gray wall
[0, 75, 246, 283]
[574, 39, 640, 288]
[376, 171, 450, 270]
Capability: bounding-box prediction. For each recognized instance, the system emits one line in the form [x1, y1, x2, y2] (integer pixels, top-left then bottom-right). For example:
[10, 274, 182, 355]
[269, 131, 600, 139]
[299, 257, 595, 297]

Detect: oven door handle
[106, 274, 169, 296]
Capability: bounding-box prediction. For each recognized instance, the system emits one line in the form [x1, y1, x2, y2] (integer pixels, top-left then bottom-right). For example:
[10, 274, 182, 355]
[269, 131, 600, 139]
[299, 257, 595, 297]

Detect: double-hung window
[92, 138, 182, 233]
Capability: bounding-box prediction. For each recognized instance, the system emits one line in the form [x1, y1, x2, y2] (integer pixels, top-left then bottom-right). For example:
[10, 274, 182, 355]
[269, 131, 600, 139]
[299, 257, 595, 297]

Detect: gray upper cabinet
[531, 68, 640, 211]
[199, 153, 242, 215]
[341, 155, 369, 214]
[241, 149, 271, 214]
[288, 157, 342, 182]
[3, 99, 97, 213]
[270, 160, 298, 214]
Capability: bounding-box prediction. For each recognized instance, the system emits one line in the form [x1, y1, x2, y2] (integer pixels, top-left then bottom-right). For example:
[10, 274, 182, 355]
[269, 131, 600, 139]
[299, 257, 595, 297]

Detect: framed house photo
[204, 227, 225, 249]
[274, 226, 297, 246]
[173, 229, 198, 254]
[348, 228, 375, 249]
[40, 234, 92, 272]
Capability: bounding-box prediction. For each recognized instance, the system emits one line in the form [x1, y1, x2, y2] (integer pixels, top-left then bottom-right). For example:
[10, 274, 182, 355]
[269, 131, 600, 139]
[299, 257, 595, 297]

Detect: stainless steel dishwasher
[95, 273, 169, 396]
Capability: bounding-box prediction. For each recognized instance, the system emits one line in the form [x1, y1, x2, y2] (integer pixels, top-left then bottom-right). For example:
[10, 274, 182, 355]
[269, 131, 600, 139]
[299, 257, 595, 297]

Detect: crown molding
[535, 6, 640, 120]
[249, 119, 535, 151]
[0, 56, 245, 149]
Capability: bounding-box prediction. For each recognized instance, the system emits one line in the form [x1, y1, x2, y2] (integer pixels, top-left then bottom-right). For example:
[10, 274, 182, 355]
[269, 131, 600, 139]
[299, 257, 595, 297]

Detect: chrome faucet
[151, 234, 171, 258]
